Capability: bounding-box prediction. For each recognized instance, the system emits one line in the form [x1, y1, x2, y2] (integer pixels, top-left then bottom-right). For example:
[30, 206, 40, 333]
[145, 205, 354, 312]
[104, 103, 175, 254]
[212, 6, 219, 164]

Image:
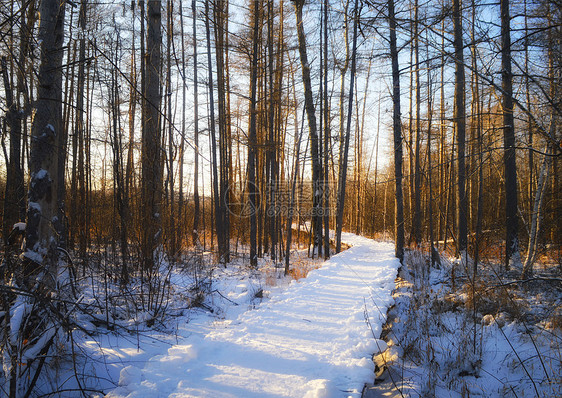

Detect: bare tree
[412, 0, 422, 246]
[292, 0, 323, 257]
[453, 0, 467, 256]
[322, 0, 330, 259]
[248, 0, 260, 267]
[388, 0, 405, 262]
[23, 0, 66, 285]
[501, 0, 520, 269]
[7, 1, 66, 395]
[335, 0, 359, 253]
[191, 0, 201, 247]
[141, 0, 163, 272]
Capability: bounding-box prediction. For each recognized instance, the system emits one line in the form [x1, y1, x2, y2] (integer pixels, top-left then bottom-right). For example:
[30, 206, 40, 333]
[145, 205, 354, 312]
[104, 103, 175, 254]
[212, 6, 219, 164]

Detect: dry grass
[288, 257, 320, 281]
[370, 247, 562, 397]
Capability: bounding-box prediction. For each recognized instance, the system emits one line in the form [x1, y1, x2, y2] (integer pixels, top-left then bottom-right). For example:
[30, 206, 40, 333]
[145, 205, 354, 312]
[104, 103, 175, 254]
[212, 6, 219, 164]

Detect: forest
[0, 0, 560, 396]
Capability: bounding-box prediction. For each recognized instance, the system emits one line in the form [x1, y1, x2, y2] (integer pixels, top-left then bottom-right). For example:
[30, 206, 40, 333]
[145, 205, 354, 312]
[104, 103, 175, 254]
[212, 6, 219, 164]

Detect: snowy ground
[365, 250, 562, 397]
[77, 233, 400, 397]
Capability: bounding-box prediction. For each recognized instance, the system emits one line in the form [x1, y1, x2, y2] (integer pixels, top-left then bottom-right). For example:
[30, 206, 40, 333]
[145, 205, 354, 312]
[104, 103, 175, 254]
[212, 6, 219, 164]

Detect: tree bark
[166, 0, 176, 258]
[335, 0, 359, 253]
[501, 0, 520, 269]
[413, 0, 422, 246]
[214, 0, 230, 263]
[248, 0, 260, 267]
[23, 0, 65, 285]
[453, 0, 468, 256]
[521, 144, 551, 279]
[388, 0, 405, 262]
[322, 0, 330, 258]
[141, 0, 163, 272]
[1, 56, 24, 244]
[191, 0, 201, 247]
[292, 0, 322, 258]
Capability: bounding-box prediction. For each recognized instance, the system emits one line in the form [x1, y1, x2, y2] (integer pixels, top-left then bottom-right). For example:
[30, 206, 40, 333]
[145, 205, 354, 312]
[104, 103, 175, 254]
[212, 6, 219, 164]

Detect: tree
[521, 7, 558, 278]
[8, 1, 66, 395]
[214, 0, 231, 263]
[322, 0, 331, 259]
[69, 0, 89, 260]
[23, 0, 66, 286]
[412, 0, 422, 246]
[191, 0, 201, 247]
[166, 0, 176, 258]
[501, 0, 520, 269]
[141, 0, 163, 272]
[453, 0, 467, 256]
[1, 54, 25, 245]
[335, 0, 359, 253]
[248, 0, 260, 267]
[292, 0, 323, 257]
[388, 0, 405, 262]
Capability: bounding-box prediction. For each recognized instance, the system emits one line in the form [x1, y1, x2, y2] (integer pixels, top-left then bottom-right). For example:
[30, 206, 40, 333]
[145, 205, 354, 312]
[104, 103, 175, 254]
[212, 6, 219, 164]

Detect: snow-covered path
[107, 233, 400, 398]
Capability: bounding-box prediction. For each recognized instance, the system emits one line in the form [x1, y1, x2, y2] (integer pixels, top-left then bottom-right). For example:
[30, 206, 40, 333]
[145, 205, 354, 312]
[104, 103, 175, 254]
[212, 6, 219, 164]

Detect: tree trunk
[266, 0, 278, 261]
[23, 0, 66, 285]
[286, 96, 303, 274]
[110, 46, 129, 284]
[248, 0, 260, 267]
[453, 0, 468, 256]
[501, 0, 520, 269]
[166, 0, 176, 258]
[292, 0, 322, 258]
[1, 56, 24, 244]
[521, 144, 551, 279]
[335, 0, 359, 253]
[413, 0, 422, 246]
[192, 0, 200, 247]
[214, 0, 230, 263]
[388, 0, 405, 262]
[178, 0, 186, 250]
[322, 0, 330, 258]
[141, 0, 163, 272]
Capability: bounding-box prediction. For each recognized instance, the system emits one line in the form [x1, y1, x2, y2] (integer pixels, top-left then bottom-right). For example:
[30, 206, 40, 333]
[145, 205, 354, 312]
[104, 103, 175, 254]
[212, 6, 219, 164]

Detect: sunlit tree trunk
[322, 0, 330, 258]
[388, 0, 405, 262]
[191, 0, 200, 247]
[248, 0, 260, 267]
[166, 0, 176, 258]
[292, 0, 322, 257]
[413, 0, 422, 246]
[453, 0, 467, 256]
[335, 0, 359, 253]
[214, 0, 231, 263]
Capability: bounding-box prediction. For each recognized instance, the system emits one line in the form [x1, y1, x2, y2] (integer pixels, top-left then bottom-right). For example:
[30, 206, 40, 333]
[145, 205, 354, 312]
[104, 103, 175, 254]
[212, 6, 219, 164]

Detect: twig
[212, 288, 239, 305]
[492, 313, 541, 397]
[484, 277, 562, 293]
[364, 299, 406, 398]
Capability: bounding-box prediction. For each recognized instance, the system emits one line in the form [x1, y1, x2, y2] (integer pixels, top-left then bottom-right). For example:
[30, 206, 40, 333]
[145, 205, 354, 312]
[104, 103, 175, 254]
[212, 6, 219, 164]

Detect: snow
[366, 250, 562, 398]
[13, 222, 26, 231]
[103, 233, 400, 398]
[34, 169, 48, 180]
[21, 326, 57, 362]
[10, 298, 32, 346]
[22, 249, 43, 264]
[28, 201, 41, 212]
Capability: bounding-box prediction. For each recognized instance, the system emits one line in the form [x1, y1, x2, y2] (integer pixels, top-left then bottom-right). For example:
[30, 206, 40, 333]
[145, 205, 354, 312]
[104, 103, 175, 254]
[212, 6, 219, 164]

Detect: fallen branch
[486, 277, 562, 291]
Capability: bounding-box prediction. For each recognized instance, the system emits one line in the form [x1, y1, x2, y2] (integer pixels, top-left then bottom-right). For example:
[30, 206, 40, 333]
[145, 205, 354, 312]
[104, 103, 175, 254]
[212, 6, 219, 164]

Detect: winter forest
[0, 0, 560, 396]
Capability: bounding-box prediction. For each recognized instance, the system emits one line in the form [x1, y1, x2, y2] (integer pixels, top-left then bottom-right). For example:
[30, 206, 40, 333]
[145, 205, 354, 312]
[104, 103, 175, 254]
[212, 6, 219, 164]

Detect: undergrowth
[368, 248, 562, 397]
